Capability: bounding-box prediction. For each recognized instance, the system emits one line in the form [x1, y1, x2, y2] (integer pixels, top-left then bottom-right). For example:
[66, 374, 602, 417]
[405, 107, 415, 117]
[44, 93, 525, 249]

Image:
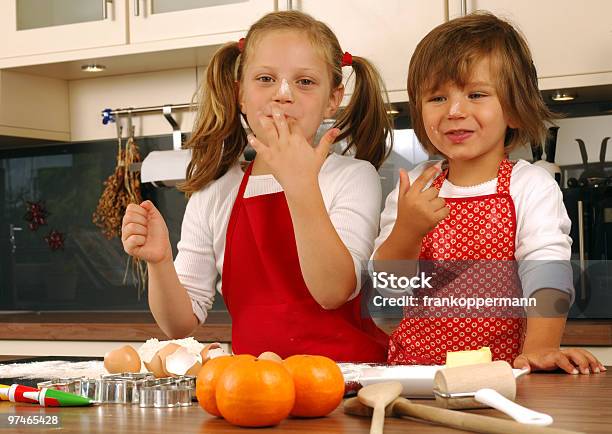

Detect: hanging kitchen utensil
[533, 126, 561, 184]
[530, 142, 543, 162]
[597, 137, 610, 179]
[575, 138, 610, 187]
[545, 127, 560, 164]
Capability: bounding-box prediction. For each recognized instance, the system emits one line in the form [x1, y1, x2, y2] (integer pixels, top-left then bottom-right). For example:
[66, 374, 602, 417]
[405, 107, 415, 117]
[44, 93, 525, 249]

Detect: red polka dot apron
[388, 159, 525, 365]
[222, 162, 388, 362]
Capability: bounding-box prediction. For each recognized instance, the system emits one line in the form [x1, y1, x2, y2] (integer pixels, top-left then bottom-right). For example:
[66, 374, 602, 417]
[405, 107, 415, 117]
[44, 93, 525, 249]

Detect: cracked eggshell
[168, 337, 204, 358]
[157, 343, 182, 377]
[138, 338, 161, 365]
[165, 346, 202, 376]
[143, 354, 166, 378]
[104, 345, 142, 374]
[200, 342, 227, 364]
[138, 337, 208, 377]
[185, 361, 203, 376]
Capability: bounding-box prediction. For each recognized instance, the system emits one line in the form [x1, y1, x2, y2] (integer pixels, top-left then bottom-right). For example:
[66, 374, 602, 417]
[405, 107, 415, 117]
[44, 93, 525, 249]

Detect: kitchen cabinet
[296, 0, 447, 102]
[0, 0, 276, 63]
[459, 0, 612, 89]
[69, 68, 197, 141]
[0, 71, 70, 142]
[128, 0, 276, 44]
[0, 0, 128, 59]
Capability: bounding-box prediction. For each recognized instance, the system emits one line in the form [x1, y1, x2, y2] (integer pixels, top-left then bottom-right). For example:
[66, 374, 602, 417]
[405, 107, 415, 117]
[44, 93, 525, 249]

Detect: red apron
[222, 162, 388, 362]
[388, 159, 525, 365]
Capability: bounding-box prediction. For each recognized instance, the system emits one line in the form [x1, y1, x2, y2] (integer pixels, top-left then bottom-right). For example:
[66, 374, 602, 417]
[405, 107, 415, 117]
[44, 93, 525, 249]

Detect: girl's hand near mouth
[248, 108, 340, 197]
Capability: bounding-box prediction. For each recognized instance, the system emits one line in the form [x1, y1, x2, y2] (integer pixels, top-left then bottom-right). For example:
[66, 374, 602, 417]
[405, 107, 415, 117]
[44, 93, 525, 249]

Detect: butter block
[445, 347, 492, 367]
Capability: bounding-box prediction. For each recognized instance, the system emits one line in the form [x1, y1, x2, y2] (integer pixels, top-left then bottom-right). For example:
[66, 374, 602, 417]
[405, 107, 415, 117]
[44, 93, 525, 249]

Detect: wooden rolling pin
[344, 397, 584, 434]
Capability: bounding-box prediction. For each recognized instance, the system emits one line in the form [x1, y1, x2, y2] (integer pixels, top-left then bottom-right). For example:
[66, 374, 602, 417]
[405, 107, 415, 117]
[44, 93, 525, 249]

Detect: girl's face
[421, 58, 516, 164]
[239, 30, 343, 145]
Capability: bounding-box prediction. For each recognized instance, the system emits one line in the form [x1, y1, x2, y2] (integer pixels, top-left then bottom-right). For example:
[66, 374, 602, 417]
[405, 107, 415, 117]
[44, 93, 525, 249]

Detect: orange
[216, 357, 295, 427]
[195, 354, 254, 417]
[283, 354, 345, 417]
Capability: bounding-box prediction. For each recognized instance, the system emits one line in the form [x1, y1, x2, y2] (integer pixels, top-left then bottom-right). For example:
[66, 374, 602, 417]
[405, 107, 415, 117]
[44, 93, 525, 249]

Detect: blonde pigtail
[333, 56, 393, 170]
[179, 42, 247, 196]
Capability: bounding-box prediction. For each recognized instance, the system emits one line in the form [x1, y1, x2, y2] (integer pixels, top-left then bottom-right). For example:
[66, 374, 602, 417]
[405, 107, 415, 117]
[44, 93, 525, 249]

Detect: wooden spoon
[344, 396, 584, 434]
[357, 381, 403, 434]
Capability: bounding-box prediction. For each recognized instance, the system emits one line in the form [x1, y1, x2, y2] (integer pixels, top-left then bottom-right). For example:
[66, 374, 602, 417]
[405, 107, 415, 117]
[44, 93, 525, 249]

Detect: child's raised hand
[513, 348, 606, 375]
[121, 200, 172, 264]
[396, 164, 449, 239]
[247, 107, 340, 194]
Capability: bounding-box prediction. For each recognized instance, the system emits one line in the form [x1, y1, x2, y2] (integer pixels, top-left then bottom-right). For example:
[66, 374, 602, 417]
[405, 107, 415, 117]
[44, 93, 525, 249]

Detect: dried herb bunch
[93, 132, 133, 239]
[93, 127, 147, 298]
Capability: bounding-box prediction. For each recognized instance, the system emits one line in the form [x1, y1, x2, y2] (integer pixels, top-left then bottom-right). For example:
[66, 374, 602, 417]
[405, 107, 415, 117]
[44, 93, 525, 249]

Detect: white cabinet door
[129, 0, 276, 44]
[298, 1, 447, 102]
[0, 71, 70, 141]
[0, 0, 128, 59]
[470, 0, 612, 80]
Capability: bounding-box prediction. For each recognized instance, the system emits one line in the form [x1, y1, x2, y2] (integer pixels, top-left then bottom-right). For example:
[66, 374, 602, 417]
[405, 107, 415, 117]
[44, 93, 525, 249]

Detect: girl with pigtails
[121, 10, 392, 362]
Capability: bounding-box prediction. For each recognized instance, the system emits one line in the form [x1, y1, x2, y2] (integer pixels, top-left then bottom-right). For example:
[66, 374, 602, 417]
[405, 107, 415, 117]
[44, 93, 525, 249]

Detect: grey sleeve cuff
[518, 260, 575, 305]
[190, 298, 208, 325]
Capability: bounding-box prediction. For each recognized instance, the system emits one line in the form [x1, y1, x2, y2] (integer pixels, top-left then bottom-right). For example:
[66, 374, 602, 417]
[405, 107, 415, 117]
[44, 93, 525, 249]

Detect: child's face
[420, 58, 515, 163]
[239, 30, 343, 145]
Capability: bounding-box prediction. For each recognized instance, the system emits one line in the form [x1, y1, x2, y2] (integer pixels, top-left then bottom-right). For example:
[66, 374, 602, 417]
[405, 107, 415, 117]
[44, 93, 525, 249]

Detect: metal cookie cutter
[80, 378, 104, 403]
[101, 372, 156, 404]
[38, 377, 83, 395]
[138, 376, 193, 408]
[38, 373, 195, 407]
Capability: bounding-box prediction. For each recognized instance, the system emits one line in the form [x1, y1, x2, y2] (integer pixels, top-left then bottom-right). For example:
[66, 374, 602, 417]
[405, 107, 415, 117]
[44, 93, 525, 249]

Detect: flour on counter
[0, 360, 106, 379]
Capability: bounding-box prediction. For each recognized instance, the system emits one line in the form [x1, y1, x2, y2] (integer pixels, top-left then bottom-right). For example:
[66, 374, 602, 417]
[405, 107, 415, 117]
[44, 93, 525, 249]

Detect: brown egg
[143, 354, 166, 378]
[104, 345, 141, 374]
[258, 351, 282, 362]
[157, 343, 181, 377]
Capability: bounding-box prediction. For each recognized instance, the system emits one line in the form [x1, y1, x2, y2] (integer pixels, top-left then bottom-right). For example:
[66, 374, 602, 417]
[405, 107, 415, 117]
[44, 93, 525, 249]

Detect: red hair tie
[341, 51, 353, 67]
[238, 38, 246, 53]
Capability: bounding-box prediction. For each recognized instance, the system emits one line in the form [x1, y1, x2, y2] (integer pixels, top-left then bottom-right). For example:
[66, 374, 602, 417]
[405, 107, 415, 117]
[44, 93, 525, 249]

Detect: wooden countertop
[0, 370, 609, 433]
[0, 311, 232, 342]
[1, 312, 611, 345]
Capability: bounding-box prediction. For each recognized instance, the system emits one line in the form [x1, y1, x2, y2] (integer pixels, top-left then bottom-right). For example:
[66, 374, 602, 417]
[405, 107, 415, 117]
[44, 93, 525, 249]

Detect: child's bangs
[421, 47, 493, 95]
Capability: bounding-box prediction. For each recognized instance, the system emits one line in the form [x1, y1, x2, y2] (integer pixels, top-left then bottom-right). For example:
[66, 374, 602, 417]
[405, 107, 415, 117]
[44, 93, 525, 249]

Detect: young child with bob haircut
[374, 12, 604, 374]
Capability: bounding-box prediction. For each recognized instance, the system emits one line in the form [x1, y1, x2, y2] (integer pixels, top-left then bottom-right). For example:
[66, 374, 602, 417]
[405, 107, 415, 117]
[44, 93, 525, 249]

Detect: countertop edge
[0, 313, 610, 345]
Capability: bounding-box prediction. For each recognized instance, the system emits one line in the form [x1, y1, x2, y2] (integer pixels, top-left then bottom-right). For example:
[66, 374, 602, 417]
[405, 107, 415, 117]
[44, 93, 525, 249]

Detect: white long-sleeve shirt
[373, 159, 575, 300]
[174, 153, 382, 324]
